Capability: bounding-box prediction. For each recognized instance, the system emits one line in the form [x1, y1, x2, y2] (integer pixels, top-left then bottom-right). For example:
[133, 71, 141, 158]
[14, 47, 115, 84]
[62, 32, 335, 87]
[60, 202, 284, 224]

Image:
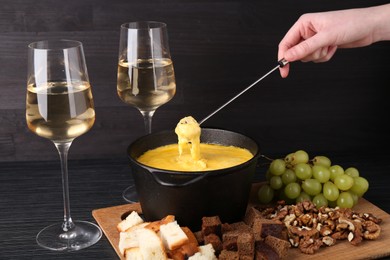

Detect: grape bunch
[257, 150, 369, 209]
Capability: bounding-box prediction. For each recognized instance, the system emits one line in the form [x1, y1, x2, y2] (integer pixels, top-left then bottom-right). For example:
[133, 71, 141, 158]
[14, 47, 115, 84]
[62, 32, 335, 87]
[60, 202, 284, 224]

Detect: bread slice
[160, 221, 189, 251]
[137, 227, 167, 260]
[188, 243, 217, 260]
[145, 214, 175, 233]
[167, 227, 199, 259]
[168, 242, 199, 260]
[117, 211, 144, 232]
[125, 247, 143, 260]
[119, 222, 150, 255]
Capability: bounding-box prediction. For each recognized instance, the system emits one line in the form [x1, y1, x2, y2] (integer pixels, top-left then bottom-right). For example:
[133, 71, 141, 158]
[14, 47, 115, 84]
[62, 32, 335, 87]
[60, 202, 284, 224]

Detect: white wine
[117, 58, 176, 111]
[26, 81, 95, 142]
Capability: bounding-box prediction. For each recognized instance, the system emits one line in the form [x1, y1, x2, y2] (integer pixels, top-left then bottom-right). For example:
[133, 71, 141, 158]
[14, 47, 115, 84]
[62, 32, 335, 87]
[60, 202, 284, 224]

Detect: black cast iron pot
[127, 128, 260, 231]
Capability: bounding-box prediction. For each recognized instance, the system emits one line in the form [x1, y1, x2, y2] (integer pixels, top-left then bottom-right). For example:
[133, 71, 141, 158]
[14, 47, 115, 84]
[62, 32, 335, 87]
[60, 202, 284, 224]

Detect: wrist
[371, 4, 390, 42]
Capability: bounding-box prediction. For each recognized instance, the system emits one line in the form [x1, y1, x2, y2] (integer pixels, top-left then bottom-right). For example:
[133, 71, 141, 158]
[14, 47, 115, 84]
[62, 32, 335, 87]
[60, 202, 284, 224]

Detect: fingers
[279, 64, 290, 78]
[301, 45, 338, 62]
[278, 30, 338, 77]
[279, 46, 337, 78]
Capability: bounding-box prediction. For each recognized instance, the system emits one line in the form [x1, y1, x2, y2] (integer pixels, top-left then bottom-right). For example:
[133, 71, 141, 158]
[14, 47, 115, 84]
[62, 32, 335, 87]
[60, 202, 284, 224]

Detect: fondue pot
[127, 128, 260, 231]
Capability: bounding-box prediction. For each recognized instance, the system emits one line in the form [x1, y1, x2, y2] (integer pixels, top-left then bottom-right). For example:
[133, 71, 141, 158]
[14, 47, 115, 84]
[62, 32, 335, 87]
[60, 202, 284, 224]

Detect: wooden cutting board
[92, 183, 390, 260]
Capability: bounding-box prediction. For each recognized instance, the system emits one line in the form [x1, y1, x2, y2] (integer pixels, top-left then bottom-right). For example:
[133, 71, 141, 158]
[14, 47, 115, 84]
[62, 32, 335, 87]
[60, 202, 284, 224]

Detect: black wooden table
[1, 154, 389, 259]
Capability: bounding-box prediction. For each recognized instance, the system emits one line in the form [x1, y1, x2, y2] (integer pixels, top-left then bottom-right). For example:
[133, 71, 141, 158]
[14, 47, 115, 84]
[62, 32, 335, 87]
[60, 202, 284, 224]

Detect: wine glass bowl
[117, 58, 176, 112]
[117, 21, 176, 202]
[117, 21, 176, 133]
[26, 39, 101, 251]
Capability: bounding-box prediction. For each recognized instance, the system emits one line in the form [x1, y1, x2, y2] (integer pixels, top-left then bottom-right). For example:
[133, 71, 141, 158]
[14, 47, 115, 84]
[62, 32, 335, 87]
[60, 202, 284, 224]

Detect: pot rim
[127, 128, 260, 176]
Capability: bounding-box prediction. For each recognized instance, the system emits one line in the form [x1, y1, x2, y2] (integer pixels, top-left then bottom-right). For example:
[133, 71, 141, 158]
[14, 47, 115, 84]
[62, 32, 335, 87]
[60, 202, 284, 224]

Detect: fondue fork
[199, 58, 289, 125]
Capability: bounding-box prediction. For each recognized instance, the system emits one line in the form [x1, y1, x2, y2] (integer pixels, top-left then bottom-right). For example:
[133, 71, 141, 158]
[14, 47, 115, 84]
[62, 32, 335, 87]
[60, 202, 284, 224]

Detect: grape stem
[259, 154, 274, 161]
[257, 154, 275, 167]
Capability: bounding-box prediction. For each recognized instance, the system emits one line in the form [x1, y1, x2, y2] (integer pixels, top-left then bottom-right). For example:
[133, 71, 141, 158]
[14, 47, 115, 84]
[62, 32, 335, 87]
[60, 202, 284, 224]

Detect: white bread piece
[188, 244, 217, 260]
[125, 247, 143, 260]
[160, 221, 189, 251]
[117, 210, 144, 232]
[145, 215, 175, 233]
[137, 227, 167, 260]
[119, 222, 150, 255]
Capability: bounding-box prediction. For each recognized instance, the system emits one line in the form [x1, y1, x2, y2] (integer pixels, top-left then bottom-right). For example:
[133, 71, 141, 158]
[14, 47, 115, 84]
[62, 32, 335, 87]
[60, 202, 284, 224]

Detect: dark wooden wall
[1, 0, 389, 162]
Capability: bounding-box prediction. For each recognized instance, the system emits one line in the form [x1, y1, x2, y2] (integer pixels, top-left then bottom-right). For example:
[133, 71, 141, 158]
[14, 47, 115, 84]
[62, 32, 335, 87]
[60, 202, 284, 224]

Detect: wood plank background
[1, 0, 389, 162]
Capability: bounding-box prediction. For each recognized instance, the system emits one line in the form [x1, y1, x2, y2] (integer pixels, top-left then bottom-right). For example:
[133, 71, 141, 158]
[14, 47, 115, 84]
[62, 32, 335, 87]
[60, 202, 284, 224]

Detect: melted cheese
[174, 116, 201, 161]
[137, 143, 253, 171]
[136, 116, 253, 171]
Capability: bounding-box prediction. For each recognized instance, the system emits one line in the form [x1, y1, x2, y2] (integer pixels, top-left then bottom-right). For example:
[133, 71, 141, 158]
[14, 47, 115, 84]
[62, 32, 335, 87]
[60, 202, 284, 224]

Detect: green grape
[349, 176, 369, 197]
[294, 163, 312, 180]
[323, 181, 340, 201]
[281, 169, 297, 185]
[301, 178, 322, 196]
[350, 191, 359, 206]
[334, 174, 354, 191]
[313, 155, 331, 167]
[258, 184, 274, 204]
[278, 189, 296, 204]
[284, 153, 294, 164]
[270, 175, 283, 190]
[345, 167, 360, 178]
[312, 165, 331, 183]
[312, 193, 328, 209]
[337, 191, 354, 208]
[269, 159, 286, 176]
[296, 191, 311, 203]
[291, 150, 309, 165]
[329, 165, 344, 181]
[284, 182, 301, 199]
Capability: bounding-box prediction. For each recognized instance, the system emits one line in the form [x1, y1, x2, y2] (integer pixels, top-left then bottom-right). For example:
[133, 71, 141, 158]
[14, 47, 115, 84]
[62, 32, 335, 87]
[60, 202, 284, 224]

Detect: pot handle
[149, 170, 213, 187]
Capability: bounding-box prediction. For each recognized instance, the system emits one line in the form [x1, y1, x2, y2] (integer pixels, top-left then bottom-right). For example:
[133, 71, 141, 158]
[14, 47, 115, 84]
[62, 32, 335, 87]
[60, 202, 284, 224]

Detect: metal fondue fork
[198, 58, 289, 125]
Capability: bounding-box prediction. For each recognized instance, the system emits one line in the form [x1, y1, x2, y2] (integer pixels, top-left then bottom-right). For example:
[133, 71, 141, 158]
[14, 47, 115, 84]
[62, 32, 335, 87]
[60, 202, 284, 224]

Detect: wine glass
[26, 39, 102, 251]
[117, 21, 176, 202]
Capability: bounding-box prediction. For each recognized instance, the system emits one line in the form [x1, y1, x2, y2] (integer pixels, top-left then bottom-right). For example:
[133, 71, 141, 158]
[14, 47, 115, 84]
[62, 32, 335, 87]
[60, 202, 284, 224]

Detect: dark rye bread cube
[222, 230, 240, 251]
[244, 206, 261, 226]
[245, 207, 286, 241]
[264, 235, 290, 259]
[201, 216, 222, 237]
[204, 233, 223, 254]
[221, 222, 234, 233]
[255, 241, 280, 260]
[229, 221, 252, 233]
[257, 219, 285, 240]
[237, 232, 255, 258]
[222, 221, 253, 251]
[194, 230, 204, 244]
[219, 249, 239, 260]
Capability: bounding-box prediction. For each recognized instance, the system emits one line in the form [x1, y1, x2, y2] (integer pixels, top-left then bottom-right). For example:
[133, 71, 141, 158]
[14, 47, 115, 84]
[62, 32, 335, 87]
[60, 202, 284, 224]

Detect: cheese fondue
[136, 116, 253, 171]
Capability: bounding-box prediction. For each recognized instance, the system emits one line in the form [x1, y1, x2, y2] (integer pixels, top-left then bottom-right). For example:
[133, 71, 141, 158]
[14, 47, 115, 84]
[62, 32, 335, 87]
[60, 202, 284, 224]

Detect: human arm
[278, 4, 390, 78]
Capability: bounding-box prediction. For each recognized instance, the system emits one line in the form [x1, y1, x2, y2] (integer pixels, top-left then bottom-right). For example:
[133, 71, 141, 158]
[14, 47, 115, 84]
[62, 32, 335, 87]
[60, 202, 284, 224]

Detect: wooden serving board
[93, 183, 390, 260]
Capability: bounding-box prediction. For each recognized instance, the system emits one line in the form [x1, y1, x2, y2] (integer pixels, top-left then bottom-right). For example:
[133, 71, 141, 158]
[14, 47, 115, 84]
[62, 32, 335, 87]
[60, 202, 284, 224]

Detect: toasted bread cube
[160, 221, 189, 251]
[117, 210, 144, 232]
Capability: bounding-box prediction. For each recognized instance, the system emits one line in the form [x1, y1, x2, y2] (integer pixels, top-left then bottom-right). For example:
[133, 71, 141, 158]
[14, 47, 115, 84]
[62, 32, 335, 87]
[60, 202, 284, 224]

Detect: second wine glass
[117, 21, 176, 202]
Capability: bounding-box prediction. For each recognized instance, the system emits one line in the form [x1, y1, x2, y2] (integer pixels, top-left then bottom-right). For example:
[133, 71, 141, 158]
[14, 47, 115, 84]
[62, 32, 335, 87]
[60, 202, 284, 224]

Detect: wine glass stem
[141, 110, 155, 134]
[54, 141, 75, 232]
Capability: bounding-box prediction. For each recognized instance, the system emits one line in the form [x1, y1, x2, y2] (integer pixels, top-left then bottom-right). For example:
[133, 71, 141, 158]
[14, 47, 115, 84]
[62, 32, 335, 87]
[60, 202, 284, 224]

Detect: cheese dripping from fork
[174, 116, 201, 161]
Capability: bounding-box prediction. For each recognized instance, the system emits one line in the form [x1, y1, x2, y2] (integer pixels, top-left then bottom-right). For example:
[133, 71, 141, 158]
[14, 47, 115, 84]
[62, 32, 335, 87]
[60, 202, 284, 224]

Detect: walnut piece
[298, 238, 323, 254]
[256, 200, 383, 255]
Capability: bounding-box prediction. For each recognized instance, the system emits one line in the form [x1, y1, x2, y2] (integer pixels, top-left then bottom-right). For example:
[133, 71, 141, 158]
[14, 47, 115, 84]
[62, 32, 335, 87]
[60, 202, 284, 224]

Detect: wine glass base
[122, 185, 139, 203]
[36, 220, 102, 251]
